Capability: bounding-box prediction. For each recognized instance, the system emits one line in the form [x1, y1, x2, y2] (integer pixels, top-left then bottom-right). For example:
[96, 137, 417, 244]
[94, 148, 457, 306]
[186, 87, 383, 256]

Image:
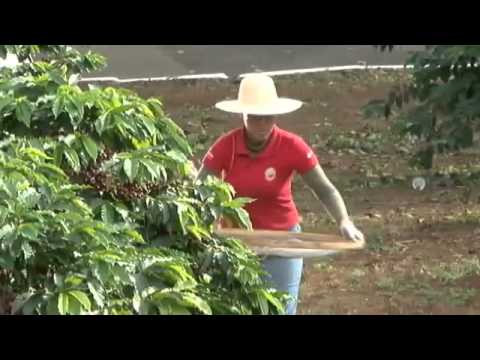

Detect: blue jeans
[262, 224, 303, 315]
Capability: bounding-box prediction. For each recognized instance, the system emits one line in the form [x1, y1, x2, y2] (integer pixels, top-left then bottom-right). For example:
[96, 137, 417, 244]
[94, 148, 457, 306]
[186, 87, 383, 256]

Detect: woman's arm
[301, 164, 349, 223]
[301, 164, 364, 243]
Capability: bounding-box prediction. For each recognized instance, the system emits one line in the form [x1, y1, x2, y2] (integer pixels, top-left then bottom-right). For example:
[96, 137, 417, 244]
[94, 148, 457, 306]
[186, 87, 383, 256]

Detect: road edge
[79, 64, 413, 83]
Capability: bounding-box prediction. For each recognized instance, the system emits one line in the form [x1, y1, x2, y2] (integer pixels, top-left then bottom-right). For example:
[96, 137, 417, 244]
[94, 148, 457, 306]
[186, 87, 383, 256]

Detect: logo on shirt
[264, 167, 276, 182]
[307, 151, 313, 159]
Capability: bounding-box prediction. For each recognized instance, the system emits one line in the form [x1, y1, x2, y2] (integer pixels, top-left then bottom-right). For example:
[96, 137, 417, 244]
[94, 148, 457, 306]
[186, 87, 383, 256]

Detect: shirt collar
[235, 125, 279, 158]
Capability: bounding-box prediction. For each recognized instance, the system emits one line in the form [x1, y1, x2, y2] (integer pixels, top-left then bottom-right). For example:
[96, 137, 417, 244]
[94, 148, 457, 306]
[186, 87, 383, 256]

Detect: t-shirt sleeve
[202, 134, 232, 175]
[291, 136, 319, 175]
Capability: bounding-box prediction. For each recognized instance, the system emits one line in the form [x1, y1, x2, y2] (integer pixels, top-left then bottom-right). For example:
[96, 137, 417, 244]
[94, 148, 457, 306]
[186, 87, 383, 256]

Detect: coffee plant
[0, 45, 287, 315]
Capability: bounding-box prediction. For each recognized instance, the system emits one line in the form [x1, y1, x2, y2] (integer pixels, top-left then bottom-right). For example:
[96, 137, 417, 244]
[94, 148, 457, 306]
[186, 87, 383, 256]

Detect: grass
[374, 275, 478, 308]
[348, 268, 367, 286]
[312, 259, 335, 273]
[444, 288, 477, 306]
[426, 256, 480, 284]
[375, 276, 397, 291]
[414, 284, 477, 307]
[324, 131, 387, 155]
[365, 232, 404, 254]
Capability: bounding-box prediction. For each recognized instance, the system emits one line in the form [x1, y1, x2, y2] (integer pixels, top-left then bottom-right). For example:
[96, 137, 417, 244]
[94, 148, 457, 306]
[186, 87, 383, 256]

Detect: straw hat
[215, 74, 303, 116]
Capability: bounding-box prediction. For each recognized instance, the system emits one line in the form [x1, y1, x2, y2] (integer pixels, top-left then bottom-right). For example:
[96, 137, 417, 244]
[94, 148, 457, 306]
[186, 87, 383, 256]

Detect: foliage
[0, 45, 288, 315]
[366, 45, 480, 169]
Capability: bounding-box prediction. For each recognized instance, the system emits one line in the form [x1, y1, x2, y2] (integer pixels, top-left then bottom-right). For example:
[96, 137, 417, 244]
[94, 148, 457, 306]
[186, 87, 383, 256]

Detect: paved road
[76, 45, 424, 78]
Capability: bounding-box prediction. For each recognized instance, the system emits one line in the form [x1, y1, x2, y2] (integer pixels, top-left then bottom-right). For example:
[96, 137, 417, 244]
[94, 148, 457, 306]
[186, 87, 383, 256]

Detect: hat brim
[215, 98, 303, 115]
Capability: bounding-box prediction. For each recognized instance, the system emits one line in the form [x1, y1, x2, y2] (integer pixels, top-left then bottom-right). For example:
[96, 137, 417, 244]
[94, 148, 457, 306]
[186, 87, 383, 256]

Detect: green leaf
[65, 95, 83, 124]
[234, 208, 253, 230]
[49, 69, 66, 85]
[0, 224, 15, 240]
[18, 188, 41, 208]
[161, 203, 170, 224]
[54, 273, 64, 287]
[125, 229, 145, 244]
[176, 203, 187, 234]
[0, 253, 15, 269]
[18, 223, 39, 240]
[77, 225, 96, 240]
[101, 204, 115, 224]
[182, 293, 212, 315]
[71, 198, 92, 215]
[165, 150, 187, 163]
[68, 290, 91, 312]
[123, 158, 139, 182]
[21, 147, 52, 161]
[67, 296, 82, 315]
[53, 95, 63, 119]
[112, 265, 133, 284]
[68, 74, 80, 85]
[95, 250, 124, 263]
[81, 135, 98, 161]
[187, 225, 210, 241]
[38, 163, 67, 179]
[72, 95, 84, 119]
[141, 159, 160, 180]
[21, 242, 34, 260]
[159, 166, 168, 182]
[65, 275, 85, 287]
[261, 289, 285, 314]
[132, 292, 142, 313]
[54, 145, 64, 167]
[151, 293, 191, 315]
[224, 197, 254, 209]
[58, 292, 69, 315]
[0, 180, 17, 198]
[16, 99, 33, 127]
[141, 117, 157, 137]
[87, 282, 105, 308]
[257, 292, 269, 315]
[93, 262, 110, 284]
[0, 207, 7, 225]
[10, 236, 23, 257]
[114, 205, 130, 221]
[95, 112, 109, 135]
[64, 147, 81, 173]
[114, 114, 138, 137]
[28, 138, 43, 151]
[0, 95, 13, 113]
[162, 302, 191, 315]
[62, 134, 77, 147]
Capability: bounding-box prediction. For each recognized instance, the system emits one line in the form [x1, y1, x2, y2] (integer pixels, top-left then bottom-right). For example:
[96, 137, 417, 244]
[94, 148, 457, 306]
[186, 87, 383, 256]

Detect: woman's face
[243, 115, 276, 143]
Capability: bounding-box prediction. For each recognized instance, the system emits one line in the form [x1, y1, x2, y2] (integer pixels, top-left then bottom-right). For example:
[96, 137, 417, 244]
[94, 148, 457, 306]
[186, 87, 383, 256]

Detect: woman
[196, 74, 364, 315]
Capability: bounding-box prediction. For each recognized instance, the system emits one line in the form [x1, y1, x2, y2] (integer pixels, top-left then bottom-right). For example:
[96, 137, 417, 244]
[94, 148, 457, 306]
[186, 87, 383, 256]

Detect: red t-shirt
[202, 125, 319, 230]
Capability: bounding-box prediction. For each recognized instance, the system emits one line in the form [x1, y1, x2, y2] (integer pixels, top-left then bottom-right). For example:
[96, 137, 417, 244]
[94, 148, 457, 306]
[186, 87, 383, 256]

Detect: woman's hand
[339, 219, 365, 245]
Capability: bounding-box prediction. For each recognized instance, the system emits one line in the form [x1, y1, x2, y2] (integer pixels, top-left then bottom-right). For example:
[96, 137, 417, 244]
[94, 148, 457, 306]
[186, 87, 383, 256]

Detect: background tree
[368, 45, 480, 170]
